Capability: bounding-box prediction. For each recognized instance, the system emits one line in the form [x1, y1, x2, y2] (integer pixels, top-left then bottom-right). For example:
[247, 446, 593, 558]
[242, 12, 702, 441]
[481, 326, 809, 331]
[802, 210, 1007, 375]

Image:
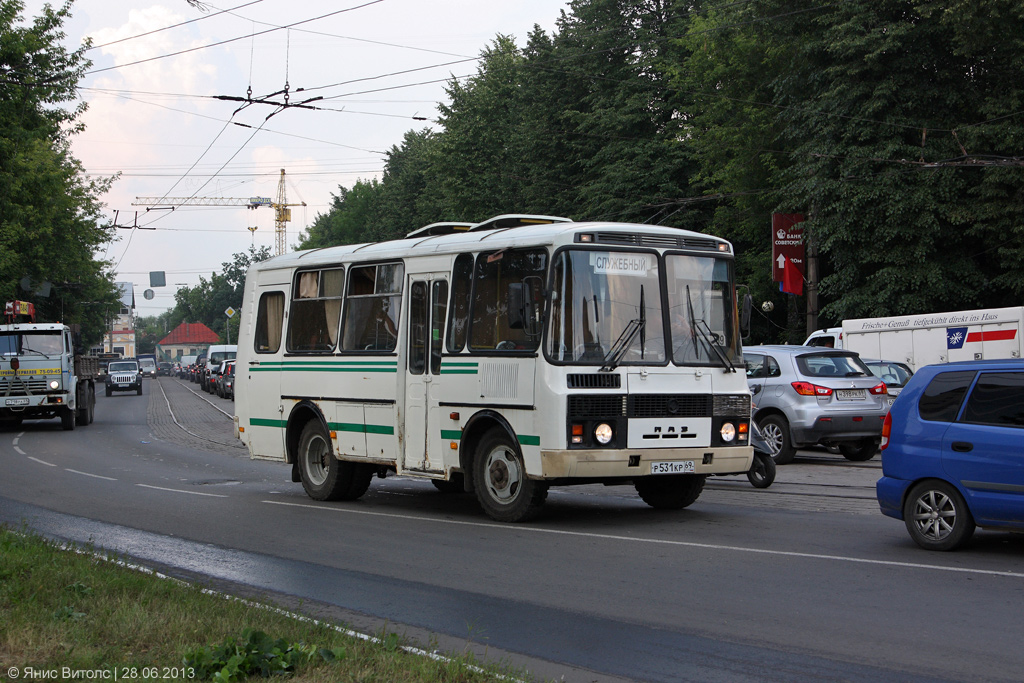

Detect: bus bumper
[538, 446, 753, 479]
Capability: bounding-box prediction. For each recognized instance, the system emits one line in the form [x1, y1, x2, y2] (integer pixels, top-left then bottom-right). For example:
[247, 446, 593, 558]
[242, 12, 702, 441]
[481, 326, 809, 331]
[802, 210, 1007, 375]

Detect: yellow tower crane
[132, 169, 306, 256]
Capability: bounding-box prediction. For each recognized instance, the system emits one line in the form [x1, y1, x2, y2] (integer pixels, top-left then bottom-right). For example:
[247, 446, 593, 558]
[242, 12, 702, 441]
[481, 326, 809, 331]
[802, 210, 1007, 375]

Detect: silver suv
[743, 345, 889, 463]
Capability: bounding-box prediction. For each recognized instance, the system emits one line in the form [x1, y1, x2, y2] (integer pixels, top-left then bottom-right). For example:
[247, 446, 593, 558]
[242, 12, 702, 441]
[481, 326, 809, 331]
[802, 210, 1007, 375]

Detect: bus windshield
[664, 254, 742, 366]
[547, 250, 665, 365]
[546, 249, 741, 367]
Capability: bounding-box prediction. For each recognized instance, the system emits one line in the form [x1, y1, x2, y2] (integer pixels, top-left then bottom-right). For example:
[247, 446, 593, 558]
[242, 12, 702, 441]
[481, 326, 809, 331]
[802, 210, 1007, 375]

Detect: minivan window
[918, 371, 976, 422]
[961, 372, 1024, 427]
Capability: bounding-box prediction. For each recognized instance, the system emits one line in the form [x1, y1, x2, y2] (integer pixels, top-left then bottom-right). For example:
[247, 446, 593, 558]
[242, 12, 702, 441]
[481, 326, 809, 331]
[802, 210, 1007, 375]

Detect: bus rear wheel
[297, 421, 373, 501]
[635, 474, 706, 510]
[473, 429, 547, 523]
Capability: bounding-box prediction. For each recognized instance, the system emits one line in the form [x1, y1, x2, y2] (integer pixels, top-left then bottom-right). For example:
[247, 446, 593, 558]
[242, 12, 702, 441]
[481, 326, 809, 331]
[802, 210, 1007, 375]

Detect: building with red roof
[157, 322, 221, 361]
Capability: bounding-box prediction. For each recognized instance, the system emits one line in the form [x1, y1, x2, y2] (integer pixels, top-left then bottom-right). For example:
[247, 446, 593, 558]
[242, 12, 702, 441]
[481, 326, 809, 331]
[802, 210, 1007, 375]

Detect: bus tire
[472, 429, 547, 522]
[297, 421, 371, 501]
[635, 474, 706, 510]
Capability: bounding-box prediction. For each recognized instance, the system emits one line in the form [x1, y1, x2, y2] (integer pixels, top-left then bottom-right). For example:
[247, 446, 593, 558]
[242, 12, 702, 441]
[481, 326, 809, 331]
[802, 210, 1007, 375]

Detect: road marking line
[138, 484, 228, 498]
[28, 456, 55, 467]
[15, 446, 26, 455]
[66, 468, 118, 482]
[263, 499, 1024, 580]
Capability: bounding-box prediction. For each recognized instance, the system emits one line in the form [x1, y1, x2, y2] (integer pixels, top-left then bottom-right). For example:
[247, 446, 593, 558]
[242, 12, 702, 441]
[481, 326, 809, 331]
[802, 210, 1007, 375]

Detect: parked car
[216, 360, 235, 399]
[743, 345, 890, 464]
[862, 358, 914, 409]
[877, 359, 1024, 551]
[105, 359, 142, 396]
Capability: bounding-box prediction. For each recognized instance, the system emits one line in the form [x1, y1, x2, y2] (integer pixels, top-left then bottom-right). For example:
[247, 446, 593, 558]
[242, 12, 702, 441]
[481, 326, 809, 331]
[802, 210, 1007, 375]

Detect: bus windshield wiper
[601, 286, 646, 372]
[686, 285, 735, 373]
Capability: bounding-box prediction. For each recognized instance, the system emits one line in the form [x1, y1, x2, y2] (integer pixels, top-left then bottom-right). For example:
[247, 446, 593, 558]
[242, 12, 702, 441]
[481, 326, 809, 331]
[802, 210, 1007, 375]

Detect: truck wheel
[839, 439, 878, 461]
[472, 429, 548, 522]
[757, 415, 795, 465]
[61, 407, 76, 431]
[297, 420, 373, 501]
[635, 474, 706, 509]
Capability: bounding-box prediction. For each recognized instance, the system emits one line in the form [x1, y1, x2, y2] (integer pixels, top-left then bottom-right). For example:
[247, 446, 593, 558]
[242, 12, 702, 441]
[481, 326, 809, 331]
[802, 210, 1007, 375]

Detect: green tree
[0, 0, 119, 344]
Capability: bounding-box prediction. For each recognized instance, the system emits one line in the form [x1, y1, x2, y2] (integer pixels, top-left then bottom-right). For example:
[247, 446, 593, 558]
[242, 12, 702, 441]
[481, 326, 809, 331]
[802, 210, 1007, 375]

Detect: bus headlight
[594, 423, 613, 445]
[49, 380, 60, 390]
[720, 422, 736, 442]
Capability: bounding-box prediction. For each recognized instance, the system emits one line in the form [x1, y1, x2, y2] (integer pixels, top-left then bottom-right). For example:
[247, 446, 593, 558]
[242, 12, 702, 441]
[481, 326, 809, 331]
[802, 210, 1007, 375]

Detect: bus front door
[403, 276, 448, 473]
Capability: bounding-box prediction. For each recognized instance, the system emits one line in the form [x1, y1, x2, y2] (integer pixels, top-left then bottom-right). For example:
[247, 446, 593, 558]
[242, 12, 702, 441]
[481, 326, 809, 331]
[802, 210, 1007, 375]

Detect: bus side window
[446, 253, 473, 353]
[469, 248, 547, 353]
[409, 282, 427, 374]
[255, 291, 285, 353]
[286, 268, 343, 354]
[340, 262, 404, 352]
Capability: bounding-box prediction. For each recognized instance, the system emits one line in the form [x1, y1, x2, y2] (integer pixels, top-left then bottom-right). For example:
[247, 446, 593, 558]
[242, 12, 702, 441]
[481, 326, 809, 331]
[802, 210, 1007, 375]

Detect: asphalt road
[2, 377, 1024, 682]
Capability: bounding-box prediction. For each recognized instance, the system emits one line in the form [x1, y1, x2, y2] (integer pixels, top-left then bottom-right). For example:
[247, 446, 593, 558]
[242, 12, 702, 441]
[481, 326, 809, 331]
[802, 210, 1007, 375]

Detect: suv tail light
[880, 411, 892, 450]
[869, 382, 887, 395]
[791, 381, 833, 397]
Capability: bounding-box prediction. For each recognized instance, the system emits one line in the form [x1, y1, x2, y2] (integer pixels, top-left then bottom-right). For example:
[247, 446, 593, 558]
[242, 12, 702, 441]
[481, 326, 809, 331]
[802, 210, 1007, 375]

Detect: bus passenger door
[403, 276, 448, 473]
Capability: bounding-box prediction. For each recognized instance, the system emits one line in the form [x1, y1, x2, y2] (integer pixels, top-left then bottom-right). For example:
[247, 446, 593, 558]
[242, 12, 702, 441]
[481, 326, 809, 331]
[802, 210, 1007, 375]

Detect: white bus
[234, 215, 753, 522]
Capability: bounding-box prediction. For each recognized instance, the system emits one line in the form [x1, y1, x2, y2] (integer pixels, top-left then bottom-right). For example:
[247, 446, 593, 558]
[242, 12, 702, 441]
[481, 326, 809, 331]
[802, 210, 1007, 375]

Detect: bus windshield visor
[665, 254, 741, 366]
[547, 250, 666, 365]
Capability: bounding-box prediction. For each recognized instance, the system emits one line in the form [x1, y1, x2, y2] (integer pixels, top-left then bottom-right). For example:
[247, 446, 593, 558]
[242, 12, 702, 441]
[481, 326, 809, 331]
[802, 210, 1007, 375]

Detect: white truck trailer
[0, 301, 98, 429]
[805, 306, 1023, 371]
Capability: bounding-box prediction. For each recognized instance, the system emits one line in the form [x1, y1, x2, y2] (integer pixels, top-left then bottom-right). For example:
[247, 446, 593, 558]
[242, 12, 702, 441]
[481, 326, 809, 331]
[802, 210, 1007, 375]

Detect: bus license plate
[5, 398, 29, 406]
[651, 460, 695, 475]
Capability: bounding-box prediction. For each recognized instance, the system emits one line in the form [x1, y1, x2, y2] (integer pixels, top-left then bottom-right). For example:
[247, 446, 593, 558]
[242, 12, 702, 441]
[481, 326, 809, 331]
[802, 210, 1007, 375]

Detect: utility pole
[805, 231, 820, 337]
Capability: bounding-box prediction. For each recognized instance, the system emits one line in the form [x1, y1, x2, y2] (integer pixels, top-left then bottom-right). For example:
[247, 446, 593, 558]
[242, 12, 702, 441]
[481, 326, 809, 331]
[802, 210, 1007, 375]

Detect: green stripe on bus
[328, 422, 395, 436]
[440, 429, 462, 440]
[250, 418, 287, 428]
[517, 435, 540, 447]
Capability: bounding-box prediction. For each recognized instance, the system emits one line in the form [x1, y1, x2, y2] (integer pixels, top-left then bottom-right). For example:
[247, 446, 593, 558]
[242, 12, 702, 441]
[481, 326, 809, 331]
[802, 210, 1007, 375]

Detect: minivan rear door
[942, 371, 1024, 524]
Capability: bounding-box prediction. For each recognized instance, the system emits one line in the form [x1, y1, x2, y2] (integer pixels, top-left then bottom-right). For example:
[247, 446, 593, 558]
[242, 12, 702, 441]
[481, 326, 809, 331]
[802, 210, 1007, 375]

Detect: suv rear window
[961, 372, 1024, 427]
[918, 371, 975, 422]
[795, 353, 869, 378]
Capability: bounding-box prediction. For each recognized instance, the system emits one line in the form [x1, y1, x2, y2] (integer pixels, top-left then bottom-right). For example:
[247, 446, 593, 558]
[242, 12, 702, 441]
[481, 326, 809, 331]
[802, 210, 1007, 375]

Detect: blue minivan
[877, 359, 1024, 550]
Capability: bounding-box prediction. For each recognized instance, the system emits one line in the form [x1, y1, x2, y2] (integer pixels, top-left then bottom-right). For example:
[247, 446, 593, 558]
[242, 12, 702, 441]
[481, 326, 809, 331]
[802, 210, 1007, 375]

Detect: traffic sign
[225, 307, 236, 318]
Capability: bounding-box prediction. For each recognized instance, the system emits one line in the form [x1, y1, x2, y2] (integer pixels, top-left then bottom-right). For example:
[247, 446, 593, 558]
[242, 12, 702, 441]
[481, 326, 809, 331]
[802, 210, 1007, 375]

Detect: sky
[19, 0, 571, 317]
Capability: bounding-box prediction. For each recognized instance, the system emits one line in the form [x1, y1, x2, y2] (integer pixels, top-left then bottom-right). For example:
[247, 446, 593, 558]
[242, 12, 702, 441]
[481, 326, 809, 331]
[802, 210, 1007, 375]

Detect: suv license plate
[836, 389, 865, 401]
[651, 461, 695, 475]
[5, 398, 29, 406]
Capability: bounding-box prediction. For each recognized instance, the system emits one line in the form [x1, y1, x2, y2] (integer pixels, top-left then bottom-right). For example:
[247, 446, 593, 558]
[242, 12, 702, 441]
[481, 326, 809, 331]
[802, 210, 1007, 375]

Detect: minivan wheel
[757, 415, 795, 465]
[839, 439, 878, 461]
[903, 480, 975, 551]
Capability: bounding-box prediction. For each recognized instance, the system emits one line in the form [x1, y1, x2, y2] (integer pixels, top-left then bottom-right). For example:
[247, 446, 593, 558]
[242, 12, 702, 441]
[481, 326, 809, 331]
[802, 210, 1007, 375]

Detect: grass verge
[0, 526, 524, 681]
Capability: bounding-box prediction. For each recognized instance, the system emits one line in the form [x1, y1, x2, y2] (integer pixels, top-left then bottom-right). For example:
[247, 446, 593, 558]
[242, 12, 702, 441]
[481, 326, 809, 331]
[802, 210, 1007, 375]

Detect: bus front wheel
[473, 429, 547, 523]
[635, 474, 706, 510]
[297, 421, 373, 501]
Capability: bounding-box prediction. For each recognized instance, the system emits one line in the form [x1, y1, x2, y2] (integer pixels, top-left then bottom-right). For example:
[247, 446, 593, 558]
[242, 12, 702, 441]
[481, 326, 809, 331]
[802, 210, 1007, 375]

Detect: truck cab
[1, 305, 97, 430]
